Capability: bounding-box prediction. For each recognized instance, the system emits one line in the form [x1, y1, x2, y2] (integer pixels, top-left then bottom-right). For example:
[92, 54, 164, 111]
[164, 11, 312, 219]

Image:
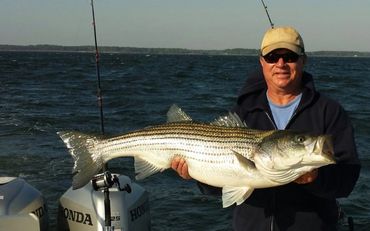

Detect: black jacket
[199, 70, 361, 231]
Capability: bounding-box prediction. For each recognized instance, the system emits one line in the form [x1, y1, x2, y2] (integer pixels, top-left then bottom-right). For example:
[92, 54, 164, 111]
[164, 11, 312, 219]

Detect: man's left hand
[294, 169, 318, 184]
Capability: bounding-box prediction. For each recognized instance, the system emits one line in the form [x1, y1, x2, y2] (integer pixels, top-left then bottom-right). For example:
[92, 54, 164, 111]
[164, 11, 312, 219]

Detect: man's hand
[171, 157, 192, 180]
[294, 169, 318, 184]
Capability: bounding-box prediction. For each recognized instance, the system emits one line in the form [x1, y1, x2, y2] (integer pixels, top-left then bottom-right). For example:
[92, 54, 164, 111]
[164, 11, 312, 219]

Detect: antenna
[260, 0, 274, 28]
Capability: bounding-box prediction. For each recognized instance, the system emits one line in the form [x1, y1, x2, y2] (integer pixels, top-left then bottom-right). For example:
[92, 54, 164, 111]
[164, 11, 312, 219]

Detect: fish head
[257, 130, 335, 171]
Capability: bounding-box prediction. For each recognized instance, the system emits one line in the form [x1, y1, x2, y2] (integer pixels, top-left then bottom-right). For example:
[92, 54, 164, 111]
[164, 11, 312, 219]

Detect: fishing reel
[91, 171, 131, 193]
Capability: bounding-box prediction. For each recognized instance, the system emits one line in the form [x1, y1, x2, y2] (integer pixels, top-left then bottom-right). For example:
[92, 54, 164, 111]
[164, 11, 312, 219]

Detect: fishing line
[260, 0, 274, 28]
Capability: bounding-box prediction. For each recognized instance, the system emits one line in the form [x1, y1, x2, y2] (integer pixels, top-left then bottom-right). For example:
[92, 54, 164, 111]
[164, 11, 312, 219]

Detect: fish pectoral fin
[222, 186, 254, 208]
[232, 150, 256, 170]
[134, 157, 166, 180]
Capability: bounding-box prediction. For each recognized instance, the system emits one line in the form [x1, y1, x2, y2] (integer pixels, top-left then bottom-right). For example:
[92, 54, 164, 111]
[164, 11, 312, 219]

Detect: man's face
[260, 48, 306, 92]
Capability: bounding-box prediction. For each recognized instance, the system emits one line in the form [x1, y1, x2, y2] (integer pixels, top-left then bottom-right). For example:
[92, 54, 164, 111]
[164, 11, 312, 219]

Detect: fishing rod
[260, 0, 274, 28]
[91, 0, 105, 134]
[90, 1, 113, 230]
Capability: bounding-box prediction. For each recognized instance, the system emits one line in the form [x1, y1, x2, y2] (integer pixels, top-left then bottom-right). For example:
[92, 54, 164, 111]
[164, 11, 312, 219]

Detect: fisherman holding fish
[58, 26, 361, 231]
[172, 26, 361, 230]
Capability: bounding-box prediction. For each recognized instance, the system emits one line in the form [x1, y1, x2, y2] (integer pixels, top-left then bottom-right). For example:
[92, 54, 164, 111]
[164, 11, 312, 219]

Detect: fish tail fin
[57, 131, 104, 189]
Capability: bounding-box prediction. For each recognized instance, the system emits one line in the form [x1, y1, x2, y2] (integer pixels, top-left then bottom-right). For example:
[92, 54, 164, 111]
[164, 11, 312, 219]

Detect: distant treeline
[1, 44, 369, 57]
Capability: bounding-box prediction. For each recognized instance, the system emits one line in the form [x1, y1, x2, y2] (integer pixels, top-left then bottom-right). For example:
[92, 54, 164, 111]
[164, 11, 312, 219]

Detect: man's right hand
[171, 157, 192, 180]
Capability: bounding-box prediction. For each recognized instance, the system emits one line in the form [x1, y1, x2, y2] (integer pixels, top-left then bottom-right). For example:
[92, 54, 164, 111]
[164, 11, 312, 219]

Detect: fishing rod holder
[92, 171, 132, 193]
[91, 171, 132, 230]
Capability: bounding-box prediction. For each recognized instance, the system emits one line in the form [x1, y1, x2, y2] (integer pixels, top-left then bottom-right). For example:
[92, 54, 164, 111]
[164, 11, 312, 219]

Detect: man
[172, 26, 361, 230]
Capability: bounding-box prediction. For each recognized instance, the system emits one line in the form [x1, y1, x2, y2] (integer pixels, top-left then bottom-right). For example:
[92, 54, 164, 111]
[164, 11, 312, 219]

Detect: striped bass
[58, 105, 335, 208]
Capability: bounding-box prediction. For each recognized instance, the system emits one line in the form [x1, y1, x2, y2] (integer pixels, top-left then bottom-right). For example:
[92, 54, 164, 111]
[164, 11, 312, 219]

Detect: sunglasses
[263, 52, 301, 63]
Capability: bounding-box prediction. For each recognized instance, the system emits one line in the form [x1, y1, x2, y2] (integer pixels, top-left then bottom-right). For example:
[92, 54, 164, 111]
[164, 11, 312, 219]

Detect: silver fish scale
[98, 122, 274, 163]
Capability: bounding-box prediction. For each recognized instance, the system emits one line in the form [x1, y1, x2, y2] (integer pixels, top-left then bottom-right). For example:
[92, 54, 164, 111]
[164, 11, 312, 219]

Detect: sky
[1, 0, 370, 52]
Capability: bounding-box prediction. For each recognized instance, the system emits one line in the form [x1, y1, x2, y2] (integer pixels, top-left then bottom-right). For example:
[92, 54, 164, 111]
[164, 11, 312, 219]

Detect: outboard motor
[0, 177, 48, 231]
[57, 173, 150, 231]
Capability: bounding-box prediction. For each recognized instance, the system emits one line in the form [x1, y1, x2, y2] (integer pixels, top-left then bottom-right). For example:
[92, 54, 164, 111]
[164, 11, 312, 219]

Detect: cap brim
[261, 42, 303, 56]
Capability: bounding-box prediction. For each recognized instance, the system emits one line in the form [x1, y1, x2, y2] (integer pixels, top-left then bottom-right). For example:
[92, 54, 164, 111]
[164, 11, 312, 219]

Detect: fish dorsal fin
[167, 104, 193, 123]
[211, 112, 248, 128]
[222, 186, 254, 208]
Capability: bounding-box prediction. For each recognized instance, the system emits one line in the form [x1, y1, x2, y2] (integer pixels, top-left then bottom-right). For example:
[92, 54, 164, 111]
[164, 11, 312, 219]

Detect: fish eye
[295, 136, 305, 143]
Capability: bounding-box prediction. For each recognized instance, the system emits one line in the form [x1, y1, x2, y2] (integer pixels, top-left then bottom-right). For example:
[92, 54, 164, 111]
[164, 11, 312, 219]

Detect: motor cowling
[57, 174, 150, 231]
[0, 177, 48, 231]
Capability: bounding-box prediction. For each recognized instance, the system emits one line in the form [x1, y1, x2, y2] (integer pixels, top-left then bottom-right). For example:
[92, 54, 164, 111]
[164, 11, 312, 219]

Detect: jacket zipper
[264, 111, 277, 130]
[284, 109, 299, 129]
[265, 106, 300, 130]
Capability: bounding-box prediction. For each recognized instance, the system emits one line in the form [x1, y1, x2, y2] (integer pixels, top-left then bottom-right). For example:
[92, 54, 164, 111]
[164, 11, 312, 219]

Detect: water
[0, 51, 369, 230]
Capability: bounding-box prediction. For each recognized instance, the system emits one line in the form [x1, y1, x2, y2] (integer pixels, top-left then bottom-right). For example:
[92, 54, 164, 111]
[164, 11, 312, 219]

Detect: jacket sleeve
[197, 182, 222, 196]
[303, 103, 361, 199]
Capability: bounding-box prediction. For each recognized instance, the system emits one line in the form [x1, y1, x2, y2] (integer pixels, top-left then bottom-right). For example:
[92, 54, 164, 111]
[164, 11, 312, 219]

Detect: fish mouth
[315, 135, 335, 164]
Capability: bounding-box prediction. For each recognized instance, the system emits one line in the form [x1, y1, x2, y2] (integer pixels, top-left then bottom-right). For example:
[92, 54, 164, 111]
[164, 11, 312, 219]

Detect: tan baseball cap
[260, 26, 305, 56]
